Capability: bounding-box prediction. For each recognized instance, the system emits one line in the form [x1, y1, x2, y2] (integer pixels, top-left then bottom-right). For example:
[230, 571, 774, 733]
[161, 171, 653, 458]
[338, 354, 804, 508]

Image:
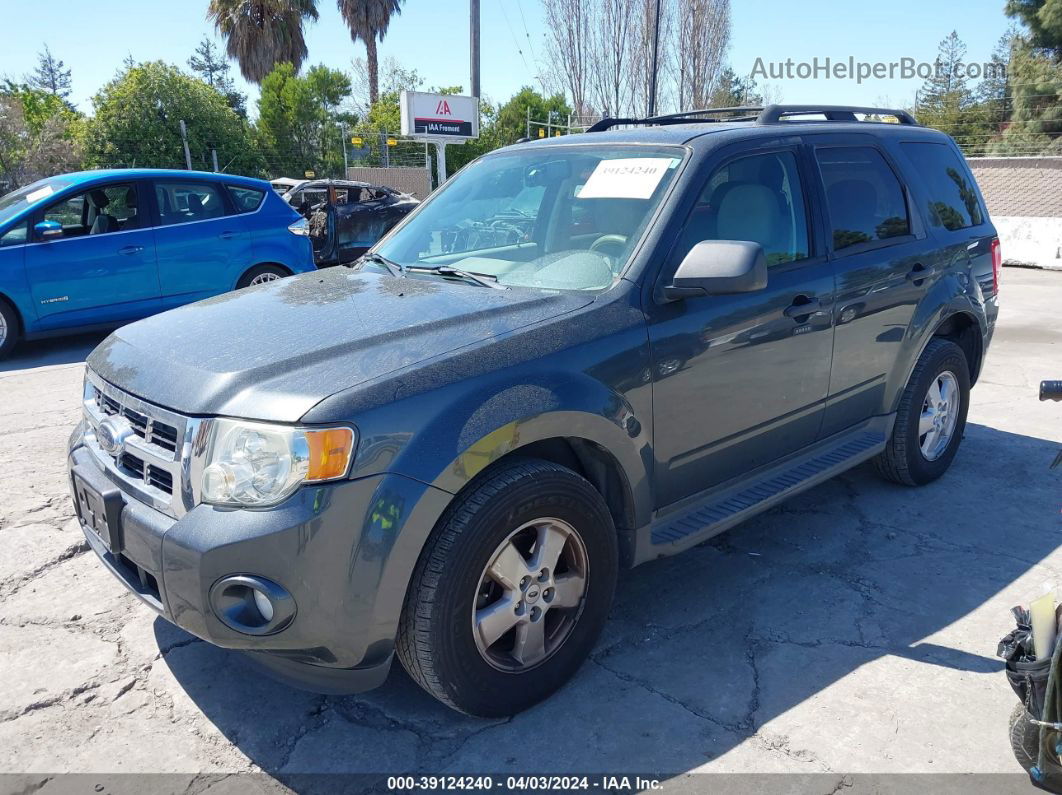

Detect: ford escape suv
[67, 105, 1000, 717]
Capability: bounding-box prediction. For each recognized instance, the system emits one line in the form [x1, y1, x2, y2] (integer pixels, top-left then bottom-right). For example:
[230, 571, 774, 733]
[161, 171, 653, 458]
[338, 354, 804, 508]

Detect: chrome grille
[92, 385, 179, 454]
[82, 371, 199, 518]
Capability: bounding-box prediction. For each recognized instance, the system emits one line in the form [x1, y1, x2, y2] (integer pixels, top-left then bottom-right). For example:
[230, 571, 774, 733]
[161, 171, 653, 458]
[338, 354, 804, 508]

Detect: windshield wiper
[355, 252, 405, 276]
[407, 265, 507, 290]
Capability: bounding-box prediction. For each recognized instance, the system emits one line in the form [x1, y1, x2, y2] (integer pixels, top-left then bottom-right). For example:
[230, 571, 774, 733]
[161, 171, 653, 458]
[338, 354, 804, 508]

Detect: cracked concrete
[0, 268, 1060, 786]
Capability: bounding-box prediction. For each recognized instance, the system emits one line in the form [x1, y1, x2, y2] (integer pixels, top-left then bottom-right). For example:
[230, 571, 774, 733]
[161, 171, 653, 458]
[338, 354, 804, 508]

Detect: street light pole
[647, 0, 662, 117]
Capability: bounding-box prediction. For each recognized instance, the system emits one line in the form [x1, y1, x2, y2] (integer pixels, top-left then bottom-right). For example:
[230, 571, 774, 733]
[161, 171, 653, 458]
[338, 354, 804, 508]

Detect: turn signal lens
[305, 428, 355, 481]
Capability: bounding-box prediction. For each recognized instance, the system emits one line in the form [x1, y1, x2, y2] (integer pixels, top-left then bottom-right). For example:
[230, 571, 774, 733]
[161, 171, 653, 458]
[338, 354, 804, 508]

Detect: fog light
[208, 575, 295, 635]
[252, 588, 275, 622]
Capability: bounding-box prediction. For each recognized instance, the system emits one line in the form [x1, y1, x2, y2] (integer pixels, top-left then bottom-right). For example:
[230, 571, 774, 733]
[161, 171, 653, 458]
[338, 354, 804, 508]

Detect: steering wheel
[588, 234, 628, 265]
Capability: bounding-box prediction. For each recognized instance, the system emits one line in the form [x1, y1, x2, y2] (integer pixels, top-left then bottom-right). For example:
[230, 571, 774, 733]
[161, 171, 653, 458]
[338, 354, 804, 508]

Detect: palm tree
[208, 0, 319, 84]
[337, 0, 404, 106]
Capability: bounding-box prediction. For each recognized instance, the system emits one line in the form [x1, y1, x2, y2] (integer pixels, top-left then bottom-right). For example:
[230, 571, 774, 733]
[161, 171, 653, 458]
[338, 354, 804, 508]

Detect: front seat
[714, 183, 786, 258]
[88, 190, 118, 235]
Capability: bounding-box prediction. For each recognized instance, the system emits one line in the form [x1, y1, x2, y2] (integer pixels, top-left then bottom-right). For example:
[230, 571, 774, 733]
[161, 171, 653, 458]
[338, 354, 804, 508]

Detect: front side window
[40, 184, 140, 239]
[901, 142, 983, 231]
[817, 147, 910, 252]
[227, 185, 265, 213]
[376, 145, 684, 291]
[155, 181, 226, 226]
[1, 223, 28, 247]
[675, 150, 810, 267]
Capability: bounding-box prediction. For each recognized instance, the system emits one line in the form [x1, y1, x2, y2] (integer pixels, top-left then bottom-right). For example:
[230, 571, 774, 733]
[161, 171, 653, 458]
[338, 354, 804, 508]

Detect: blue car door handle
[119, 245, 144, 255]
[219, 231, 238, 240]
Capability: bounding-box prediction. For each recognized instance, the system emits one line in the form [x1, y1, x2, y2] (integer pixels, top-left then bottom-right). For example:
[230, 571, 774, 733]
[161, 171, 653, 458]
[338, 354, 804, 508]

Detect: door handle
[219, 231, 238, 240]
[783, 295, 821, 320]
[906, 263, 930, 282]
[118, 245, 144, 255]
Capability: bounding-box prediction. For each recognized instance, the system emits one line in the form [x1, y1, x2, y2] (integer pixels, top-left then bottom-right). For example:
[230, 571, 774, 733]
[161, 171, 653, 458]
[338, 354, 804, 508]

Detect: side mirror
[34, 220, 63, 241]
[663, 240, 768, 300]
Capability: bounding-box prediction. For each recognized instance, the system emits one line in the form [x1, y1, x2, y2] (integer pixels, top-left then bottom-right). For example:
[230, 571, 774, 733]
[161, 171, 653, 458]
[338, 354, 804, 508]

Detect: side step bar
[640, 419, 891, 561]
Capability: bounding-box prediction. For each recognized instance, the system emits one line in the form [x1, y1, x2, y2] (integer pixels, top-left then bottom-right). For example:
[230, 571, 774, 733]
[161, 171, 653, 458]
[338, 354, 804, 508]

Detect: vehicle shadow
[0, 332, 108, 373]
[157, 421, 1062, 784]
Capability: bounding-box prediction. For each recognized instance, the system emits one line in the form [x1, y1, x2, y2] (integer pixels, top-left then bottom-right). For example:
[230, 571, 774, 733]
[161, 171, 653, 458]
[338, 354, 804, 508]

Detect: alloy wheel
[919, 370, 960, 461]
[250, 272, 282, 285]
[0, 312, 6, 348]
[472, 518, 589, 672]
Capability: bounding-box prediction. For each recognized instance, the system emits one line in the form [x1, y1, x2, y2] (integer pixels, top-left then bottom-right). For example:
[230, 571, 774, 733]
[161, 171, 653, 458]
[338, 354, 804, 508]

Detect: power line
[514, 0, 538, 66]
[499, 0, 532, 74]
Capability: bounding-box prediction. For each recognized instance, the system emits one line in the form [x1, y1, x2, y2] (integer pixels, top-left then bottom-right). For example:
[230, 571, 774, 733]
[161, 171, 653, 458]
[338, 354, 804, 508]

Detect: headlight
[200, 419, 356, 508]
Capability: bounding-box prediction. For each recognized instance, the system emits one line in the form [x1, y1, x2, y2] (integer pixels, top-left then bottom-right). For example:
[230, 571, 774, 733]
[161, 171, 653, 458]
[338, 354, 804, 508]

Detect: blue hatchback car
[0, 169, 315, 358]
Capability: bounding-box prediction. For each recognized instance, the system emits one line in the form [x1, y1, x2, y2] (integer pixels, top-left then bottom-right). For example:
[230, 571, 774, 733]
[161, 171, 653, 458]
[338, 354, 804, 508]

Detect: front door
[26, 181, 160, 328]
[647, 144, 836, 508]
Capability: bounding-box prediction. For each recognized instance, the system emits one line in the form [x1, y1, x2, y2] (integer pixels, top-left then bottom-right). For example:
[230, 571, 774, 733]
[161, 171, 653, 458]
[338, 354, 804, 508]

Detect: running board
[641, 419, 891, 560]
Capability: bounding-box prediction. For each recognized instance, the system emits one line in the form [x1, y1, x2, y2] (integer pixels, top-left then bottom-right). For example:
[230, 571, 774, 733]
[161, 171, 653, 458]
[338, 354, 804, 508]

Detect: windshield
[375, 145, 684, 291]
[0, 176, 74, 227]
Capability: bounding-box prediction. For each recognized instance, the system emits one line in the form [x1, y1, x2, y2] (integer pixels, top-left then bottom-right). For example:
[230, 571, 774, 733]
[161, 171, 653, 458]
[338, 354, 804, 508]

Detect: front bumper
[68, 424, 452, 693]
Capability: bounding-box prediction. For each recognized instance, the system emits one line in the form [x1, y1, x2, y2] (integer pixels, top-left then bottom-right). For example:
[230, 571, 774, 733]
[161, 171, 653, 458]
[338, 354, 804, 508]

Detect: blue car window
[40, 184, 140, 239]
[155, 182, 226, 226]
[0, 223, 27, 247]
[227, 185, 265, 213]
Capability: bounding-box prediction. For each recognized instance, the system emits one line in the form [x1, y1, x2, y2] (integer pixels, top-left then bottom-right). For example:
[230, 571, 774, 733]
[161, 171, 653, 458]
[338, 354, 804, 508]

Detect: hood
[88, 267, 592, 422]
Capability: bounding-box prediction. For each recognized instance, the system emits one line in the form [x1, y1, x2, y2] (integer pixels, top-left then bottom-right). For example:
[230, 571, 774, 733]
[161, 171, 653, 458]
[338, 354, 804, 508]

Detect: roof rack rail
[586, 106, 764, 133]
[757, 104, 919, 125]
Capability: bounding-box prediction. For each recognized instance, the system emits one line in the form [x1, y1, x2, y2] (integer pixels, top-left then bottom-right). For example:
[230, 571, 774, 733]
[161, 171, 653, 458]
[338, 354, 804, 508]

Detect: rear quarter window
[901, 142, 984, 230]
[227, 185, 266, 213]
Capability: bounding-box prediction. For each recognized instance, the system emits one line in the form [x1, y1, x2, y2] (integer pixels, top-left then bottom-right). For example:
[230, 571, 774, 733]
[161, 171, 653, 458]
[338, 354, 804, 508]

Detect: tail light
[990, 237, 1001, 293]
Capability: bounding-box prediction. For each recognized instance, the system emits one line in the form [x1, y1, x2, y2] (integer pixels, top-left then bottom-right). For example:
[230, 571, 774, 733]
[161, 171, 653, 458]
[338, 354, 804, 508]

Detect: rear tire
[874, 338, 970, 486]
[0, 299, 20, 360]
[236, 264, 289, 289]
[397, 459, 618, 717]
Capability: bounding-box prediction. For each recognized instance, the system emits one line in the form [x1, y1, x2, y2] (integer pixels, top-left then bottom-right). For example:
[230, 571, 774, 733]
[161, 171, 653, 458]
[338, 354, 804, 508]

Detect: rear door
[25, 180, 161, 328]
[149, 178, 252, 306]
[809, 135, 940, 437]
[646, 140, 836, 507]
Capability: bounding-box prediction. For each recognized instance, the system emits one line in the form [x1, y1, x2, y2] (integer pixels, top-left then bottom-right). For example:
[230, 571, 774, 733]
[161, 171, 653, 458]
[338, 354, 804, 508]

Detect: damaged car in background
[283, 179, 419, 266]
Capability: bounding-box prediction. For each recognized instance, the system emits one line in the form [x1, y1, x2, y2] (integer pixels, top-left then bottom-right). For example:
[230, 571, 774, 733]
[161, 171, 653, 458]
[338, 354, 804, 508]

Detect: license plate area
[72, 472, 124, 554]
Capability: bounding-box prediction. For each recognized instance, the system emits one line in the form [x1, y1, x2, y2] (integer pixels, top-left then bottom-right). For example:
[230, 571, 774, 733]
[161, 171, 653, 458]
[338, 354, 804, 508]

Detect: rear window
[901, 142, 984, 231]
[816, 146, 911, 252]
[228, 185, 266, 213]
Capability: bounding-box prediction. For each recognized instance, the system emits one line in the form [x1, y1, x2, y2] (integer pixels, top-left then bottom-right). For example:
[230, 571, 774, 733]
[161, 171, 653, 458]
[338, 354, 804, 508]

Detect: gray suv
[67, 105, 1000, 716]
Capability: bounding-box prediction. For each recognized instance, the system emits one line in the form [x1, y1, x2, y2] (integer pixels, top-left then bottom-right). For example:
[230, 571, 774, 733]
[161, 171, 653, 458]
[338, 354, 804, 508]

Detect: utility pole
[526, 106, 531, 139]
[342, 124, 348, 177]
[210, 147, 219, 172]
[179, 120, 192, 170]
[470, 0, 480, 99]
[647, 0, 662, 117]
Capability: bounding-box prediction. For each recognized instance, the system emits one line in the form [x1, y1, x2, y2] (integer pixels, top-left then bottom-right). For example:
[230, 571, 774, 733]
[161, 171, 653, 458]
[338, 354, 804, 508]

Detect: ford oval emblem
[97, 416, 134, 456]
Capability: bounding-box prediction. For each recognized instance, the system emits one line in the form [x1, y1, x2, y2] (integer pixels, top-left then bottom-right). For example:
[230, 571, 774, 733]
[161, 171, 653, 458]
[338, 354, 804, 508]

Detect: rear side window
[227, 185, 265, 213]
[816, 147, 910, 252]
[901, 142, 983, 230]
[154, 181, 226, 226]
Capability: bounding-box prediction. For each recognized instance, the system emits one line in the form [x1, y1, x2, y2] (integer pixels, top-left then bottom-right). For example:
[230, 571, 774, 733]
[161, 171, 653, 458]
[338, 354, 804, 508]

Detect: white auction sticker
[26, 185, 54, 203]
[577, 157, 676, 200]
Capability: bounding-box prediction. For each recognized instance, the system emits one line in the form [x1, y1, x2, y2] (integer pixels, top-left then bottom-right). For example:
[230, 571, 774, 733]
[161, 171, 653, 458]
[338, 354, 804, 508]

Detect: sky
[3, 0, 1015, 117]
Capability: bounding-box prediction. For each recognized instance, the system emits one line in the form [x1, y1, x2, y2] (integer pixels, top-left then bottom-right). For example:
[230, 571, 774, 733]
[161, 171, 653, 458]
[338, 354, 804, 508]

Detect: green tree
[708, 68, 762, 107]
[915, 32, 992, 154]
[1005, 0, 1062, 55]
[208, 0, 319, 84]
[189, 36, 247, 117]
[255, 62, 353, 177]
[492, 86, 572, 144]
[27, 45, 72, 101]
[0, 84, 82, 187]
[338, 0, 404, 105]
[84, 61, 262, 174]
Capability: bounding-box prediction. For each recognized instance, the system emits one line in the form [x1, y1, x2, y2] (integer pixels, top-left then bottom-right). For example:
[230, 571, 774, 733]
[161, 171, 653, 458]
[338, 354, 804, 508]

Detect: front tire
[397, 459, 618, 716]
[0, 299, 20, 360]
[874, 338, 970, 486]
